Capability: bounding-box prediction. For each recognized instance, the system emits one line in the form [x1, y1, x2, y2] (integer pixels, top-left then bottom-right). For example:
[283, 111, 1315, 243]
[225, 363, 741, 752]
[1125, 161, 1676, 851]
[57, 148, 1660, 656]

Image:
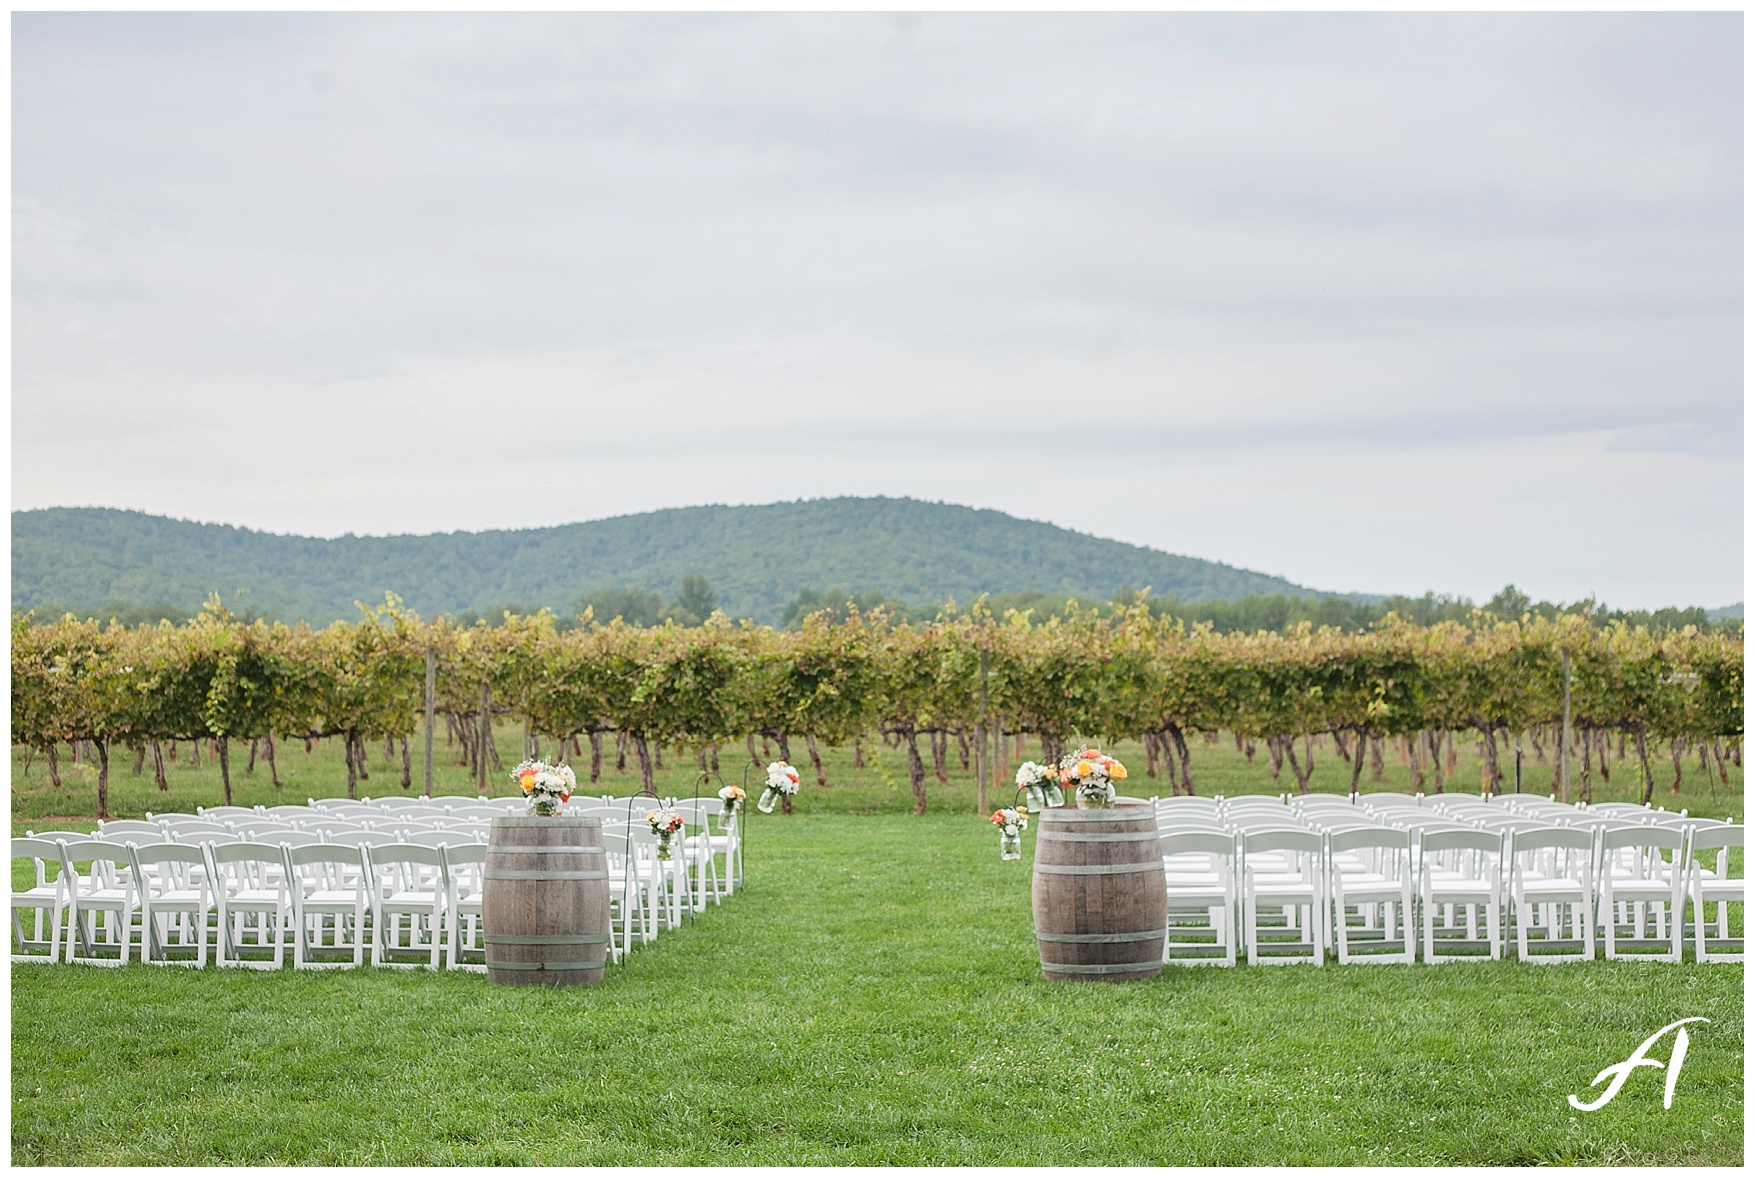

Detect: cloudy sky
[12, 12, 1743, 609]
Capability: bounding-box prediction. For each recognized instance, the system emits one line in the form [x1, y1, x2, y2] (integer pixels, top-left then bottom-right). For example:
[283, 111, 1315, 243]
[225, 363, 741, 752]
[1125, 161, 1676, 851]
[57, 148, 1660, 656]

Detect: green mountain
[12, 498, 1323, 626]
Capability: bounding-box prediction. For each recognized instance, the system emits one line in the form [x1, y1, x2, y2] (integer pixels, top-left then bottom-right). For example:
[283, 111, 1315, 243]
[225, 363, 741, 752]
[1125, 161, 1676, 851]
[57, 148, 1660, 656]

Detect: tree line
[12, 595, 1742, 819]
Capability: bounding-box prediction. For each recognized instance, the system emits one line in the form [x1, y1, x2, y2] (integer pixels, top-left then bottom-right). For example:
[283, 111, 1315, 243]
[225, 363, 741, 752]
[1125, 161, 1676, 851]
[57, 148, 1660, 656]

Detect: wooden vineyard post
[1559, 649, 1572, 803]
[423, 645, 436, 797]
[478, 681, 492, 796]
[978, 648, 990, 816]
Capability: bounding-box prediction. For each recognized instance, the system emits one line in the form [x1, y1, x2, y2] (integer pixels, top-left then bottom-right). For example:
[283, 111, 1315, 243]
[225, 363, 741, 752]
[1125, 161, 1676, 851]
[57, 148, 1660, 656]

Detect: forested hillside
[13, 498, 1320, 626]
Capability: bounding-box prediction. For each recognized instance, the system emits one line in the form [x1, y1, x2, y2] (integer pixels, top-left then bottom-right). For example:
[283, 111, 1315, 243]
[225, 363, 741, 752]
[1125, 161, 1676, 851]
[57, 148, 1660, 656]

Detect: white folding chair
[12, 838, 72, 963]
[197, 805, 258, 819]
[59, 840, 141, 966]
[259, 805, 315, 821]
[1356, 792, 1421, 809]
[443, 804, 507, 821]
[1160, 830, 1236, 966]
[368, 844, 447, 969]
[286, 844, 372, 968]
[399, 830, 468, 849]
[1328, 827, 1415, 964]
[673, 799, 726, 909]
[131, 842, 215, 967]
[1419, 827, 1503, 962]
[1688, 824, 1743, 963]
[1240, 828, 1325, 965]
[1597, 825, 1687, 962]
[210, 842, 293, 969]
[1509, 827, 1595, 963]
[600, 831, 658, 956]
[96, 819, 168, 841]
[1427, 796, 1492, 818]
[250, 830, 325, 850]
[164, 821, 236, 841]
[1155, 797, 1220, 813]
[325, 830, 400, 849]
[443, 843, 487, 972]
[1586, 802, 1653, 818]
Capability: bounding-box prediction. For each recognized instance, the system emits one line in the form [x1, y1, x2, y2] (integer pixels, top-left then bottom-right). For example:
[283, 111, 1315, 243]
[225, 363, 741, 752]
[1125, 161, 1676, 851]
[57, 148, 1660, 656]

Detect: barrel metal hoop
[486, 959, 605, 972]
[1038, 810, 1152, 822]
[1037, 830, 1161, 843]
[1036, 929, 1165, 944]
[1040, 960, 1164, 975]
[1035, 861, 1165, 876]
[487, 845, 606, 855]
[484, 934, 612, 945]
[483, 870, 609, 881]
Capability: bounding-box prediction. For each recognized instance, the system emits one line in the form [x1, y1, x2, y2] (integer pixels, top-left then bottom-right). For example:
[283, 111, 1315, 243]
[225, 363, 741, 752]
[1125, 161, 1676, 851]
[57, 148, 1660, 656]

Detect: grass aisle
[10, 811, 1743, 1165]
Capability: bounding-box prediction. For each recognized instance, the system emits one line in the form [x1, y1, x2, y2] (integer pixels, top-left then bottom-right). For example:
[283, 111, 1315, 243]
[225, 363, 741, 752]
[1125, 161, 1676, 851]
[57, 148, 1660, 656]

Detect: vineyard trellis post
[423, 644, 436, 797]
[977, 647, 990, 816]
[477, 680, 491, 796]
[1560, 648, 1572, 802]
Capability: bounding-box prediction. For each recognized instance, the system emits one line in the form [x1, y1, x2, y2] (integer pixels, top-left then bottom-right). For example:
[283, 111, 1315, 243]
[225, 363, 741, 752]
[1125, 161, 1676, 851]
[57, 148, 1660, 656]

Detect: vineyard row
[12, 599, 1743, 817]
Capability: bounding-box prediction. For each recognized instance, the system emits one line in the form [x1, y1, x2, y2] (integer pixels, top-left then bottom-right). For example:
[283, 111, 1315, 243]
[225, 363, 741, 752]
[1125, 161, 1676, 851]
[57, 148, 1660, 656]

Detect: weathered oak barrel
[1032, 805, 1166, 982]
[484, 816, 611, 986]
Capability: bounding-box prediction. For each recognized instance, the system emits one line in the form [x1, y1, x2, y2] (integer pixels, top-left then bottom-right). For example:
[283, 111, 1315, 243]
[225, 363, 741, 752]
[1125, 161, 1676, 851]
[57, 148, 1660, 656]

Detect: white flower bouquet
[512, 759, 576, 816]
[757, 761, 800, 813]
[1014, 761, 1064, 811]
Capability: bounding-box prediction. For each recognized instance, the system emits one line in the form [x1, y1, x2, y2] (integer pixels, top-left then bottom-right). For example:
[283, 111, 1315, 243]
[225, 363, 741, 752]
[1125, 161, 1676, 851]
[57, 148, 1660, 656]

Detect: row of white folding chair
[1151, 819, 1722, 965]
[574, 800, 737, 911]
[12, 836, 487, 971]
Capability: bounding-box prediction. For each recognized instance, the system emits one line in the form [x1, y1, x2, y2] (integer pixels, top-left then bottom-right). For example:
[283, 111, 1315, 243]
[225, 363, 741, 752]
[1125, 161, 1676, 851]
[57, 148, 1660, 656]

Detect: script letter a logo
[1569, 1018, 1710, 1112]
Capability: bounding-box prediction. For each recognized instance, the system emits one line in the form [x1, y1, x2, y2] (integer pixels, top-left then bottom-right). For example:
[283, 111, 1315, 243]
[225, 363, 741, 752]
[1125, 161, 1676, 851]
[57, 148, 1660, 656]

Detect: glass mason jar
[999, 828, 1023, 860]
[757, 786, 781, 814]
[1075, 784, 1116, 810]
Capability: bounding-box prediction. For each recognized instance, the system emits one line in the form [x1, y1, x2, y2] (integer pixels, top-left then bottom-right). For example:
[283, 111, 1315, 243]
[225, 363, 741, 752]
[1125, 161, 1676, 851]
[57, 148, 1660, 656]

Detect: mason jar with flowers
[647, 806, 685, 860]
[1057, 748, 1128, 809]
[757, 761, 800, 813]
[717, 784, 745, 830]
[990, 807, 1029, 860]
[1014, 761, 1064, 811]
[511, 759, 576, 816]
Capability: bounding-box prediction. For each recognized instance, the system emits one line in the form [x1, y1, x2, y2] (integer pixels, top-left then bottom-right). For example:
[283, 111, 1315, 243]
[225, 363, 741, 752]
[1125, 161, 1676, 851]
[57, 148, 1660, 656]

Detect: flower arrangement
[757, 761, 800, 813]
[1057, 747, 1128, 809]
[717, 783, 746, 828]
[511, 759, 576, 816]
[990, 807, 1029, 860]
[647, 806, 685, 860]
[1014, 761, 1064, 811]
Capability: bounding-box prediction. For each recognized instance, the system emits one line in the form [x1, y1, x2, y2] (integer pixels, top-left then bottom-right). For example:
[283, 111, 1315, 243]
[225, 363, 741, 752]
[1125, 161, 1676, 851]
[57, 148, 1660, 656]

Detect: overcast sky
[12, 12, 1743, 609]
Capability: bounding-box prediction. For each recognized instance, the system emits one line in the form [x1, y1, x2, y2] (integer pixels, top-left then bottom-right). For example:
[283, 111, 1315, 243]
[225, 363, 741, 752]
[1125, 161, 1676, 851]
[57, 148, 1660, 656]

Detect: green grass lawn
[11, 733, 1744, 1163]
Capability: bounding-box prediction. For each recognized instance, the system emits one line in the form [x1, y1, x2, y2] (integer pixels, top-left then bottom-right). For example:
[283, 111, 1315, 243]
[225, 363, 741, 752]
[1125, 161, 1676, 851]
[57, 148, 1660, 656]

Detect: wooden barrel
[1032, 805, 1166, 982]
[484, 816, 611, 986]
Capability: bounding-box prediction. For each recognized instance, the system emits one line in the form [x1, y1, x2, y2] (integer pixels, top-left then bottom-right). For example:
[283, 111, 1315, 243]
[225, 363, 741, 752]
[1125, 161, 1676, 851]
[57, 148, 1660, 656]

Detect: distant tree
[668, 574, 719, 626]
[784, 587, 909, 628]
[574, 586, 665, 627]
[1486, 584, 1532, 619]
[34, 601, 198, 628]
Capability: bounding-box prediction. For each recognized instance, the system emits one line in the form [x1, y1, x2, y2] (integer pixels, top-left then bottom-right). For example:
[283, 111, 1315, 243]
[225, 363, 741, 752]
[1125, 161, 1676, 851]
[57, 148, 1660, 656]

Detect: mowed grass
[11, 733, 1745, 1164]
